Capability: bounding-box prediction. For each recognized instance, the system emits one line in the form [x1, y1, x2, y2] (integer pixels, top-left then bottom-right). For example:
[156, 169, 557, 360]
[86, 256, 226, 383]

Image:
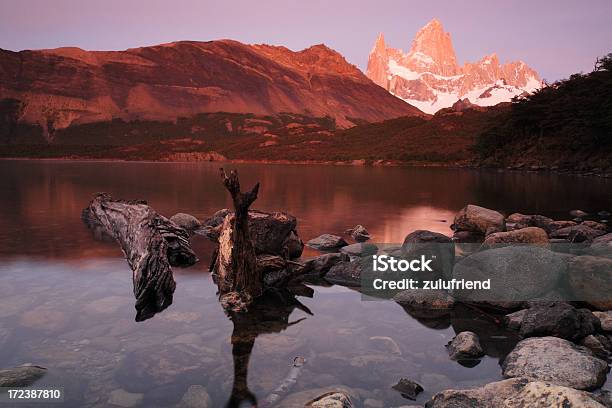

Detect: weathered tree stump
[82, 193, 197, 321]
[214, 169, 263, 312]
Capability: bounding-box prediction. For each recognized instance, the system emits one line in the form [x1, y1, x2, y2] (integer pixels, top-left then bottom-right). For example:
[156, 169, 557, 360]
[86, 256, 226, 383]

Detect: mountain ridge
[0, 39, 422, 140]
[367, 19, 541, 113]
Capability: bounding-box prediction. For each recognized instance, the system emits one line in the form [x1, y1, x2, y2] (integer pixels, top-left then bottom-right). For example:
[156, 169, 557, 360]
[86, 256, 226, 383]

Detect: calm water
[0, 160, 611, 407]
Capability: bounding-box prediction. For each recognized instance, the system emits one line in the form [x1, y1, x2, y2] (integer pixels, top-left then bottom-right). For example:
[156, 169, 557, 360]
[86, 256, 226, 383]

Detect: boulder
[0, 365, 47, 387]
[177, 385, 212, 408]
[505, 213, 555, 232]
[452, 246, 567, 304]
[393, 289, 455, 311]
[583, 220, 608, 232]
[548, 220, 578, 233]
[307, 234, 348, 251]
[550, 224, 606, 243]
[306, 392, 352, 408]
[501, 336, 608, 390]
[517, 302, 600, 341]
[402, 230, 455, 280]
[345, 225, 371, 242]
[505, 309, 528, 330]
[446, 331, 484, 360]
[593, 311, 612, 332]
[201, 209, 304, 258]
[580, 334, 612, 361]
[340, 243, 378, 258]
[567, 256, 612, 310]
[482, 227, 549, 248]
[300, 253, 344, 277]
[391, 378, 423, 400]
[589, 233, 612, 258]
[453, 205, 505, 235]
[170, 213, 201, 234]
[325, 261, 362, 287]
[571, 209, 590, 218]
[426, 378, 606, 408]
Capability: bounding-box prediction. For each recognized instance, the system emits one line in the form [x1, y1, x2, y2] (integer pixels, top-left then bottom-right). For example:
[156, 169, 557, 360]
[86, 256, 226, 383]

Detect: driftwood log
[214, 169, 263, 312]
[82, 193, 197, 321]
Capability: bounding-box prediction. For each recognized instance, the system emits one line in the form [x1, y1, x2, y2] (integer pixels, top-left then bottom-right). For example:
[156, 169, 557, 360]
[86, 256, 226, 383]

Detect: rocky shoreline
[2, 200, 611, 407]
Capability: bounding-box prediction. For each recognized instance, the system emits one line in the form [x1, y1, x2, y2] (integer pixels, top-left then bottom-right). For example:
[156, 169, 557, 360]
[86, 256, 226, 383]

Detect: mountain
[0, 40, 422, 140]
[367, 19, 541, 114]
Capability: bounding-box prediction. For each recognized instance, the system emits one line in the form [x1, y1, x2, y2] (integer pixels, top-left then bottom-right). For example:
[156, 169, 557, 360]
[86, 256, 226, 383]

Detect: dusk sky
[1, 0, 611, 81]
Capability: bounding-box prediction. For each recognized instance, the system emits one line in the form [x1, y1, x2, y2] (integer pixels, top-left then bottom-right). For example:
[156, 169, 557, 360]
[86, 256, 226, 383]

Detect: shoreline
[1, 156, 610, 178]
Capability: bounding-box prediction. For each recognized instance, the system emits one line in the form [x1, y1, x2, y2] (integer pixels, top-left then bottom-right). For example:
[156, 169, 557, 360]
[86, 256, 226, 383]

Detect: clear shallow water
[0, 160, 611, 407]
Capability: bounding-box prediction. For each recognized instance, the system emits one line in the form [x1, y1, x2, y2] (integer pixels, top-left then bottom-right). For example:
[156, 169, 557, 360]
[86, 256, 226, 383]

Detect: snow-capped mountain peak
[366, 19, 541, 114]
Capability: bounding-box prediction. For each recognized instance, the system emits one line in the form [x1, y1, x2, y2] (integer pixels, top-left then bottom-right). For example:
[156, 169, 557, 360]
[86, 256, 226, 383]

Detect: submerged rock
[567, 255, 612, 310]
[177, 385, 212, 408]
[306, 391, 353, 408]
[108, 389, 144, 408]
[482, 227, 549, 248]
[426, 378, 606, 408]
[453, 204, 505, 236]
[391, 378, 423, 400]
[502, 336, 608, 390]
[346, 225, 371, 242]
[446, 331, 484, 361]
[517, 302, 600, 341]
[170, 213, 201, 234]
[307, 234, 348, 251]
[0, 365, 47, 387]
[393, 289, 455, 311]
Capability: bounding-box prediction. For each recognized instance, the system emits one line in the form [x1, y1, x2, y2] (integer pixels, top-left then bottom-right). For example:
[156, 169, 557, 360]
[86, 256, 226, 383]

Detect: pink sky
[1, 0, 611, 81]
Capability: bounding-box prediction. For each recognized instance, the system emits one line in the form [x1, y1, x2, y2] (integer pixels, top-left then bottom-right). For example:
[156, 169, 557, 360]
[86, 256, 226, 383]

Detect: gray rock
[452, 246, 567, 303]
[426, 378, 606, 408]
[581, 334, 612, 361]
[170, 213, 201, 233]
[594, 311, 612, 332]
[177, 385, 211, 408]
[340, 243, 378, 258]
[346, 225, 371, 242]
[300, 253, 344, 277]
[482, 227, 549, 248]
[306, 391, 353, 408]
[0, 365, 47, 387]
[307, 234, 348, 251]
[108, 389, 143, 407]
[567, 256, 612, 310]
[505, 213, 555, 232]
[446, 331, 484, 360]
[393, 289, 455, 310]
[589, 233, 612, 258]
[502, 336, 608, 390]
[571, 209, 590, 218]
[591, 390, 612, 408]
[392, 378, 424, 400]
[402, 230, 455, 279]
[453, 205, 505, 235]
[583, 220, 609, 232]
[325, 261, 362, 287]
[551, 224, 606, 243]
[518, 302, 600, 341]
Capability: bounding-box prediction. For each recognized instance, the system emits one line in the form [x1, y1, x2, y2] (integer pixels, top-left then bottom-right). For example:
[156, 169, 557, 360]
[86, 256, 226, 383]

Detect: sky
[1, 0, 611, 81]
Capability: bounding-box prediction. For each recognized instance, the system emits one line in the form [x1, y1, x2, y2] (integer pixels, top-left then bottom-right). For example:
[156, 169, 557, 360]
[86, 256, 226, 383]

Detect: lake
[0, 160, 611, 407]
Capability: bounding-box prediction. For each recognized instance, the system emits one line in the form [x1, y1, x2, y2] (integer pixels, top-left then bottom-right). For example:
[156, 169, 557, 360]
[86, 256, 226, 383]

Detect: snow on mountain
[366, 19, 542, 114]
